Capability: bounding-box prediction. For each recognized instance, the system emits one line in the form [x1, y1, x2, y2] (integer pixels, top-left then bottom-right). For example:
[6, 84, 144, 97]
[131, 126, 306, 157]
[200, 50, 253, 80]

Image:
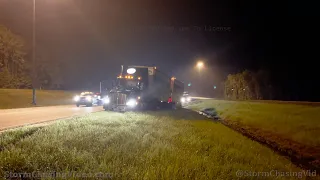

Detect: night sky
[0, 0, 318, 100]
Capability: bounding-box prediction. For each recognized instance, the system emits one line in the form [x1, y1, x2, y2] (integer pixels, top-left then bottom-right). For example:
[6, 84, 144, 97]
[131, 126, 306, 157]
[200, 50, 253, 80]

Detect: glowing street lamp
[196, 61, 204, 77]
[197, 61, 204, 69]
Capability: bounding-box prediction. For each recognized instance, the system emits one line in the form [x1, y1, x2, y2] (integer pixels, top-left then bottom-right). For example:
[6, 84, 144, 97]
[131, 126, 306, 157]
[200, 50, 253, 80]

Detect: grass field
[0, 89, 75, 109]
[187, 99, 320, 172]
[0, 110, 314, 180]
[187, 99, 320, 147]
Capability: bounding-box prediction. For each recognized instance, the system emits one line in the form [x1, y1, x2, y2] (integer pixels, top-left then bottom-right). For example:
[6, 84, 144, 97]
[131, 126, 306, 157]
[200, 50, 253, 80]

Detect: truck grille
[110, 93, 127, 105]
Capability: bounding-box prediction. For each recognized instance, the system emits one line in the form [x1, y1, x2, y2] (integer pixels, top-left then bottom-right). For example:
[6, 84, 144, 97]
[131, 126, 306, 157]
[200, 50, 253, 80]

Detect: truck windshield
[118, 79, 140, 90]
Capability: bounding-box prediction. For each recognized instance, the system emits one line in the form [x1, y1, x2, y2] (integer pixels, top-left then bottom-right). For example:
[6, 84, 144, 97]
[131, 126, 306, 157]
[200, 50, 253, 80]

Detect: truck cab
[103, 66, 184, 111]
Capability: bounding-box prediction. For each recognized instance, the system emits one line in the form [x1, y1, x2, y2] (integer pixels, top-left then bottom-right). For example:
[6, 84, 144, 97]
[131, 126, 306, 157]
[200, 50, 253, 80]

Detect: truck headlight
[74, 95, 80, 101]
[103, 97, 110, 104]
[86, 96, 92, 101]
[126, 99, 137, 107]
[180, 97, 186, 103]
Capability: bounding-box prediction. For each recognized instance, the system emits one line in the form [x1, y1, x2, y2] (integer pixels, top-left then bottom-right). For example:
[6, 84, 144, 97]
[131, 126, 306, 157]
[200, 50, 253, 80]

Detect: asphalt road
[0, 105, 102, 131]
[0, 97, 210, 131]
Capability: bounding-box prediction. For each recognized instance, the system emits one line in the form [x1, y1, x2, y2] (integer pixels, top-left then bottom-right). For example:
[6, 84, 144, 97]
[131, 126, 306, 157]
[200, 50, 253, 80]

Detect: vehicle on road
[181, 91, 192, 106]
[74, 91, 102, 107]
[103, 65, 184, 112]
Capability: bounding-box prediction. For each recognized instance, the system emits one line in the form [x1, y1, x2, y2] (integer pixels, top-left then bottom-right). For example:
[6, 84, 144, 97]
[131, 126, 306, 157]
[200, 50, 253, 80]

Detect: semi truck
[103, 65, 184, 111]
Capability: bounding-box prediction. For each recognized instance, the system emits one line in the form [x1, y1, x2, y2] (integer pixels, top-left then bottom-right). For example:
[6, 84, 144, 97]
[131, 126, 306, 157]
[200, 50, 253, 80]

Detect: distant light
[231, 88, 234, 91]
[127, 68, 136, 74]
[73, 95, 80, 101]
[154, 67, 157, 69]
[138, 77, 141, 80]
[243, 89, 245, 90]
[125, 76, 128, 78]
[197, 61, 204, 68]
[171, 77, 176, 80]
[214, 85, 217, 89]
[188, 83, 191, 87]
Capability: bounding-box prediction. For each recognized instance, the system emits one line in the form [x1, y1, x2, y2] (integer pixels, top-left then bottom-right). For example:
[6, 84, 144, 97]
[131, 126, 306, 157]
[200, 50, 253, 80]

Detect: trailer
[103, 66, 184, 111]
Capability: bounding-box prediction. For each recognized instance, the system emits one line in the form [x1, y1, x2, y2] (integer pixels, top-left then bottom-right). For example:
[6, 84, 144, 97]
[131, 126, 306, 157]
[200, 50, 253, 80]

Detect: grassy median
[0, 110, 309, 179]
[188, 100, 320, 147]
[0, 89, 75, 109]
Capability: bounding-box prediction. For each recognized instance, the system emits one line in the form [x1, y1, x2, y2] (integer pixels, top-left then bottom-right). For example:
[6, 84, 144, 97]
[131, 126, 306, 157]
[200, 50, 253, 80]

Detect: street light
[197, 61, 204, 69]
[196, 61, 204, 76]
[32, 0, 36, 105]
[195, 61, 204, 95]
[100, 80, 110, 93]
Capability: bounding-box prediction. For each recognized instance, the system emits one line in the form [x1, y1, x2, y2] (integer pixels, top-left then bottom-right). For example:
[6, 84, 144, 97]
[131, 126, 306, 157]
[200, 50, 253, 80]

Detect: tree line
[0, 25, 31, 88]
[223, 70, 274, 100]
[0, 24, 64, 89]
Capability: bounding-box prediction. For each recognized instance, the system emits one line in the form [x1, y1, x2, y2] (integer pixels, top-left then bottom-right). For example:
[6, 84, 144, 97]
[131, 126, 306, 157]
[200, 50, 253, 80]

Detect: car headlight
[126, 99, 137, 107]
[180, 97, 186, 103]
[103, 97, 110, 104]
[74, 95, 80, 101]
[86, 96, 92, 101]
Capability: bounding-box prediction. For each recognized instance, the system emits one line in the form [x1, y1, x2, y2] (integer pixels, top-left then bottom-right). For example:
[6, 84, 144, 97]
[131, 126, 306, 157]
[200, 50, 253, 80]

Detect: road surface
[0, 105, 101, 131]
[0, 97, 209, 131]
